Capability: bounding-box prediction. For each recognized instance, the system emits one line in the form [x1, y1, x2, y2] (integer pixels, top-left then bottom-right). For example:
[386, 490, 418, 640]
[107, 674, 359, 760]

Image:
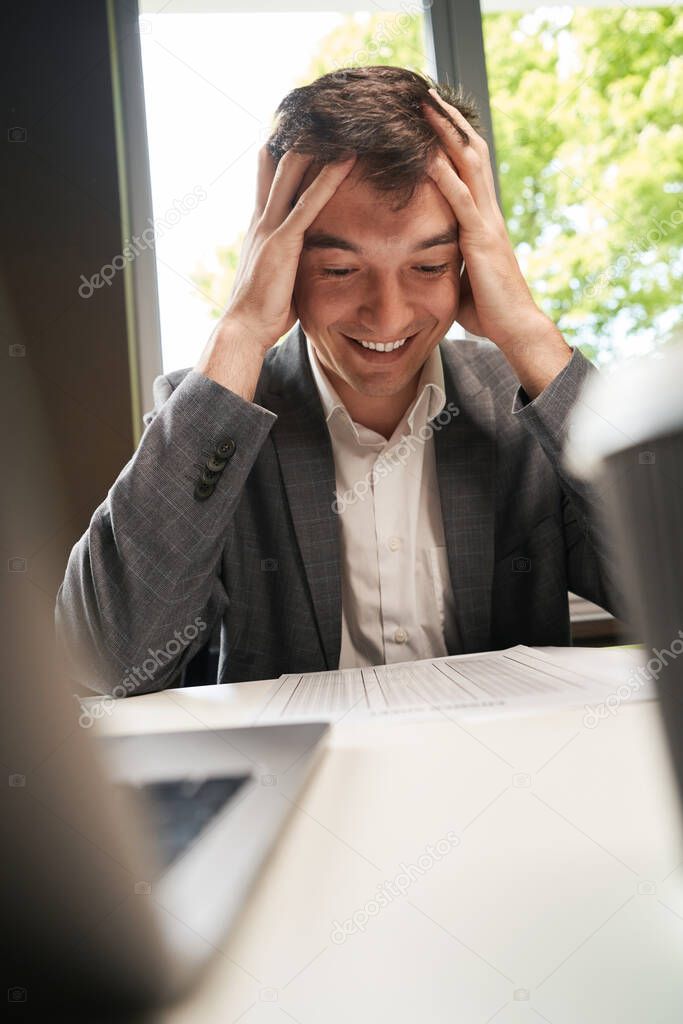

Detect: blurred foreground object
[564, 344, 683, 817]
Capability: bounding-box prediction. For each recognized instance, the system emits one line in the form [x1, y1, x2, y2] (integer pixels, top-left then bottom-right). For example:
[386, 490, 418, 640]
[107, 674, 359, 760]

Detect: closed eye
[320, 264, 450, 278]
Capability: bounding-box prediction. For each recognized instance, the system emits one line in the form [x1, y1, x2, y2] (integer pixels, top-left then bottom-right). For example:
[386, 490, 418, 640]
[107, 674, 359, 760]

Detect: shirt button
[388, 536, 401, 551]
[394, 628, 408, 644]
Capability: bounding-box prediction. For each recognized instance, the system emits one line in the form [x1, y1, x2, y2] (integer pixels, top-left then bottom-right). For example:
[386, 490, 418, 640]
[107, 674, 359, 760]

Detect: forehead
[298, 160, 456, 249]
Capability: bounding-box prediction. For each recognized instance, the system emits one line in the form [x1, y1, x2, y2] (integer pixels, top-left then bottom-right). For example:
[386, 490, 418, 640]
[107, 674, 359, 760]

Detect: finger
[260, 149, 317, 228]
[426, 150, 482, 235]
[429, 89, 498, 202]
[427, 88, 490, 156]
[255, 143, 276, 213]
[281, 155, 358, 238]
[423, 92, 498, 217]
[424, 99, 496, 213]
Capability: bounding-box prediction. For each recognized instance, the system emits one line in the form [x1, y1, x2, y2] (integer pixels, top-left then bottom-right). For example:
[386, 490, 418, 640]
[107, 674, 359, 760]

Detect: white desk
[93, 657, 683, 1023]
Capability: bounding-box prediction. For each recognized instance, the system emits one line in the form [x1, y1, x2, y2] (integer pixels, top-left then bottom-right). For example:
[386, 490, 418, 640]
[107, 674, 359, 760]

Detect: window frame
[426, 0, 501, 208]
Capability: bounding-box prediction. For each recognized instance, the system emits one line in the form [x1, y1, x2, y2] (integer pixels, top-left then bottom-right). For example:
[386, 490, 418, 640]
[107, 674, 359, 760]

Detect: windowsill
[569, 592, 635, 646]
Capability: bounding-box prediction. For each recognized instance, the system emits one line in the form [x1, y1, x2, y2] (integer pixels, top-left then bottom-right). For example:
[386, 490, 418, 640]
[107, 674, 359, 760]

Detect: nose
[356, 270, 416, 339]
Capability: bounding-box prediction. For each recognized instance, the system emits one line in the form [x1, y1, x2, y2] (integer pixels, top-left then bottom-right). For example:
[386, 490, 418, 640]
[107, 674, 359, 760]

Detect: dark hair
[266, 65, 482, 211]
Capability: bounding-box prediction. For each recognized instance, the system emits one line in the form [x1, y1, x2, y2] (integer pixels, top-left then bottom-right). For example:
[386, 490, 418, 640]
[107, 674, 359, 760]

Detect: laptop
[5, 565, 328, 1015]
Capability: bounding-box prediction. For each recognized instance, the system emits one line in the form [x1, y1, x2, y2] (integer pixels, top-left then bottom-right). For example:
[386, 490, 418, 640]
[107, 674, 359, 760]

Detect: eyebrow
[302, 226, 459, 254]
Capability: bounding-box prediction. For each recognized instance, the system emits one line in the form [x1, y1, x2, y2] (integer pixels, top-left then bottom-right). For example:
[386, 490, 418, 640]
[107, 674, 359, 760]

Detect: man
[55, 66, 623, 698]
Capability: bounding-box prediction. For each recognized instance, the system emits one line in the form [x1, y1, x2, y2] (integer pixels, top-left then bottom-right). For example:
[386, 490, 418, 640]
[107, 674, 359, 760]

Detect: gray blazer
[55, 323, 625, 697]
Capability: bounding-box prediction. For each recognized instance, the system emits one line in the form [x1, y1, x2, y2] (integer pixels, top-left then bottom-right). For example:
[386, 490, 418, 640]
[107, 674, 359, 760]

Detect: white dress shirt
[305, 334, 460, 669]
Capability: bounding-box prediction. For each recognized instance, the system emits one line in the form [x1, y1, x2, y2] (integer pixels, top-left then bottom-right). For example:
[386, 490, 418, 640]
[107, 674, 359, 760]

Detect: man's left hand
[422, 88, 573, 397]
[423, 89, 547, 347]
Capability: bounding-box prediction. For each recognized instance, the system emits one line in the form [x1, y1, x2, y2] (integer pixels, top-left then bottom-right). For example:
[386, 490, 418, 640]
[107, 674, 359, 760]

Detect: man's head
[266, 66, 482, 403]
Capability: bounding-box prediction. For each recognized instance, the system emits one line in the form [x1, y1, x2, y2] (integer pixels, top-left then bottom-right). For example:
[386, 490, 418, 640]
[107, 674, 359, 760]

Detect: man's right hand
[194, 145, 357, 399]
[228, 145, 357, 348]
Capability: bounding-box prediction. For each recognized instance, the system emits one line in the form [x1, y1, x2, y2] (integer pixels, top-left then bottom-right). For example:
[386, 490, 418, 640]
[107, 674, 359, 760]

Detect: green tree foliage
[191, 7, 682, 362]
[483, 6, 682, 360]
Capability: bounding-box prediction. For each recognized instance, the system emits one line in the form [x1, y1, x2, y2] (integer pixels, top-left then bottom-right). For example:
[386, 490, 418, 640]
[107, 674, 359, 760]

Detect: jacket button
[199, 466, 221, 485]
[215, 438, 235, 459]
[206, 454, 227, 472]
[194, 480, 215, 501]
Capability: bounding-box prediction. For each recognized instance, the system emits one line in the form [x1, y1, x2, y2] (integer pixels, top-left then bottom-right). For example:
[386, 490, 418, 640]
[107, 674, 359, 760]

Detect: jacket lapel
[435, 342, 496, 654]
[262, 325, 342, 670]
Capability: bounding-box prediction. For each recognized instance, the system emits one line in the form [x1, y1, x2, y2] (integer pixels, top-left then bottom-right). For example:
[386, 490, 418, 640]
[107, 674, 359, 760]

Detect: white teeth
[349, 336, 409, 352]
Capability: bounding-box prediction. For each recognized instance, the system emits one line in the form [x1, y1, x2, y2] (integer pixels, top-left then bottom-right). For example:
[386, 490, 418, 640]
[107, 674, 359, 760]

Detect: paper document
[254, 645, 654, 723]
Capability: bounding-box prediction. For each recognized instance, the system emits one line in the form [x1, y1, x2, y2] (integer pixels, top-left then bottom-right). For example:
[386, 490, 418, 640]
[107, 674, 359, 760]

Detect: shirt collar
[305, 333, 446, 438]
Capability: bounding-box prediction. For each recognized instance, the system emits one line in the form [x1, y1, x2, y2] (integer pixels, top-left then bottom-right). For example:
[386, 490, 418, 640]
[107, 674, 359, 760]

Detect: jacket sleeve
[55, 369, 277, 697]
[510, 346, 628, 623]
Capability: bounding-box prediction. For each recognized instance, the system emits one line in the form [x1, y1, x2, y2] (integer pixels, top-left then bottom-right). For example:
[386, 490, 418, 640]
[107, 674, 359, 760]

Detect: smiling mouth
[342, 331, 419, 352]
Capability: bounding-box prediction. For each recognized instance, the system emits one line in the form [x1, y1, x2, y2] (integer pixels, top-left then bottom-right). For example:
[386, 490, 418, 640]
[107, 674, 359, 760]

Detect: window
[137, 1, 681, 375]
